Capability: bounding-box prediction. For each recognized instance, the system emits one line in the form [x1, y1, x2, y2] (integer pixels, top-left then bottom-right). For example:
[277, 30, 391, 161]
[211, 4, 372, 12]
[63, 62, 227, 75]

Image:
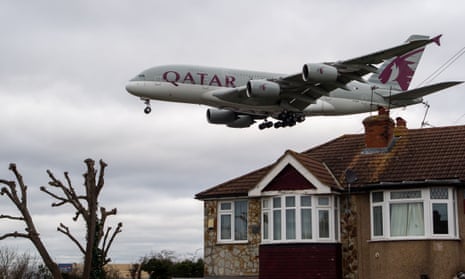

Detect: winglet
[431, 34, 442, 46]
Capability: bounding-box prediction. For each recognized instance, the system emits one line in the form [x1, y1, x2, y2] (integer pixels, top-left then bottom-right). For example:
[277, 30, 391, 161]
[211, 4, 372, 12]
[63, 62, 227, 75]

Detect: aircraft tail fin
[369, 35, 440, 91]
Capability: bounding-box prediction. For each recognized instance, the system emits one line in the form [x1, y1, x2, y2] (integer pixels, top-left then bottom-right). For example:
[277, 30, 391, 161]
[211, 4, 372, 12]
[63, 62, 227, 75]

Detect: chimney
[362, 107, 395, 149]
[394, 117, 408, 136]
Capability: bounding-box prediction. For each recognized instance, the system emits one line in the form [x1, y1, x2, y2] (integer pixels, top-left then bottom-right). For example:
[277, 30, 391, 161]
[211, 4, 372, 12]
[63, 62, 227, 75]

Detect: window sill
[368, 237, 460, 243]
[216, 240, 249, 245]
[261, 239, 340, 244]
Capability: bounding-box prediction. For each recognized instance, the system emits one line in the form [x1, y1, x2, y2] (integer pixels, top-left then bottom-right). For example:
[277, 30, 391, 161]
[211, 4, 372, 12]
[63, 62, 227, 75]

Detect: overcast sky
[0, 0, 464, 264]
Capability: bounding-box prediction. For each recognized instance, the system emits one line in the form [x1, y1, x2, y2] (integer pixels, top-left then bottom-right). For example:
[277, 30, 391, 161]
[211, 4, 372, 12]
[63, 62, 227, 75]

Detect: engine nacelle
[206, 108, 237, 124]
[302, 63, 338, 82]
[227, 115, 255, 128]
[206, 109, 255, 128]
[246, 80, 280, 99]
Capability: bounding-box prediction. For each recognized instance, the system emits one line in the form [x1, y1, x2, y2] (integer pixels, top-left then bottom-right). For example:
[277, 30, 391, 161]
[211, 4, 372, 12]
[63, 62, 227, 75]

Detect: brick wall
[259, 243, 342, 279]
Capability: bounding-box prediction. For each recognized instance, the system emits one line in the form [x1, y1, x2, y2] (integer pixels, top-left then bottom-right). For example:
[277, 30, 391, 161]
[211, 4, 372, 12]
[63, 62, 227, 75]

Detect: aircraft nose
[125, 82, 137, 95]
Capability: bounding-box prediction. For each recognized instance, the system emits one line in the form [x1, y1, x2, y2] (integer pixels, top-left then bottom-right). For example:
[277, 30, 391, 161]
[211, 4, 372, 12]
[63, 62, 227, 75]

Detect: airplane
[125, 34, 462, 129]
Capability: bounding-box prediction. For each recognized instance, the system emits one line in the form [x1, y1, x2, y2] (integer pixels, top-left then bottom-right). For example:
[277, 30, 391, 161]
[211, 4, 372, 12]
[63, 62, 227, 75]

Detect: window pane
[373, 206, 383, 236]
[286, 196, 295, 207]
[220, 215, 231, 240]
[433, 203, 448, 234]
[301, 196, 311, 207]
[431, 188, 448, 200]
[263, 212, 269, 240]
[334, 207, 339, 240]
[263, 199, 270, 209]
[391, 191, 421, 199]
[234, 201, 248, 240]
[286, 209, 296, 239]
[220, 202, 231, 210]
[301, 208, 312, 239]
[372, 192, 384, 202]
[390, 202, 424, 236]
[273, 211, 281, 240]
[273, 197, 281, 208]
[319, 210, 329, 238]
[318, 197, 329, 206]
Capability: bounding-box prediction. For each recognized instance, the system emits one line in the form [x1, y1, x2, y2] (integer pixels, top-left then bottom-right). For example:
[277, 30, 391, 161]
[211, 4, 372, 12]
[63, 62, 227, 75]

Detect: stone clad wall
[203, 198, 261, 278]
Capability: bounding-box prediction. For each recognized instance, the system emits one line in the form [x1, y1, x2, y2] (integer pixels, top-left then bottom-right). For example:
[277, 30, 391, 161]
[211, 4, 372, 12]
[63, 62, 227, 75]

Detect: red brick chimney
[362, 107, 395, 149]
[393, 117, 408, 136]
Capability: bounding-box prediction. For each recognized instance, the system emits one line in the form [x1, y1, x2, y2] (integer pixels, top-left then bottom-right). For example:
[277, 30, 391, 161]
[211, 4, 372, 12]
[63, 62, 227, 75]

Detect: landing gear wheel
[144, 106, 152, 114]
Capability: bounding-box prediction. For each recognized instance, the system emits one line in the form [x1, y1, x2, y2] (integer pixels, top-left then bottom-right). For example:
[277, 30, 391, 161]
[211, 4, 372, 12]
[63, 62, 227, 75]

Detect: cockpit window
[130, 73, 146, 81]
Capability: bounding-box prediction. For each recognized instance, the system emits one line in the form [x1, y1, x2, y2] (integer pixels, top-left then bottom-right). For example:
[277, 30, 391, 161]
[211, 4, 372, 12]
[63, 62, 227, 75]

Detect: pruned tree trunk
[0, 164, 63, 279]
[43, 159, 122, 279]
[1, 159, 123, 279]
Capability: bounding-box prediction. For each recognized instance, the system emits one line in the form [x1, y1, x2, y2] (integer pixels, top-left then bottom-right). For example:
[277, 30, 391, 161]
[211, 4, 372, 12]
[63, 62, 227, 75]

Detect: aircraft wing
[268, 35, 443, 111]
[214, 35, 443, 112]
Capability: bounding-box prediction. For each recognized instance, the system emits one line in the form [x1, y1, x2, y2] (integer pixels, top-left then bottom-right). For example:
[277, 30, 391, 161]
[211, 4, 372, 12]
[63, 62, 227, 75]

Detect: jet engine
[206, 108, 236, 124]
[246, 80, 280, 99]
[227, 115, 255, 128]
[302, 63, 338, 82]
[206, 109, 255, 128]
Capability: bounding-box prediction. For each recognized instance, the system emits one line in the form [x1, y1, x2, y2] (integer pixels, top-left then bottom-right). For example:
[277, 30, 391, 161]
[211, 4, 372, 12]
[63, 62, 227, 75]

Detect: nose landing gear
[142, 99, 151, 114]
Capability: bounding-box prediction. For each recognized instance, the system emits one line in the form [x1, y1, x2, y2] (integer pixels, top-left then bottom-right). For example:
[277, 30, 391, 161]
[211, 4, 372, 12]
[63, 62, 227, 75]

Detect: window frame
[217, 200, 248, 243]
[370, 187, 457, 240]
[262, 194, 339, 244]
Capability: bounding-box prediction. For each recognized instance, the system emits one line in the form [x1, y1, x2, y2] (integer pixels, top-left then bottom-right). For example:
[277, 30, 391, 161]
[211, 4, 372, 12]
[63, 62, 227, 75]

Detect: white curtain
[390, 202, 424, 236]
[273, 211, 281, 240]
[234, 201, 248, 240]
[286, 209, 296, 239]
[221, 215, 231, 240]
[301, 208, 312, 239]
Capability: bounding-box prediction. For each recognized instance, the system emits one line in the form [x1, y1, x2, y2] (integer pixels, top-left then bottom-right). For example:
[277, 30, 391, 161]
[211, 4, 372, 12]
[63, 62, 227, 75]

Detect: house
[195, 108, 465, 279]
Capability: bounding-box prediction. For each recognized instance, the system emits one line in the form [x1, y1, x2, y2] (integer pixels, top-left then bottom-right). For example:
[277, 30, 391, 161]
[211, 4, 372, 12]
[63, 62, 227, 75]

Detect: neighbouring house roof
[195, 124, 465, 200]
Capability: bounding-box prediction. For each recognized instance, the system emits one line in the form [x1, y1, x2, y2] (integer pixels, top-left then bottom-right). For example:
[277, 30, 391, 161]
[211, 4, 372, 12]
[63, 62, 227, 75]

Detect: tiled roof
[306, 125, 465, 187]
[195, 124, 465, 199]
[195, 165, 273, 199]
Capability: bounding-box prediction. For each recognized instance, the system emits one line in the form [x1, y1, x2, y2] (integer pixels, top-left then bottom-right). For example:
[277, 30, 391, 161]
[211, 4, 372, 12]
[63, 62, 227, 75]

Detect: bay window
[218, 200, 248, 242]
[262, 195, 339, 243]
[370, 188, 457, 239]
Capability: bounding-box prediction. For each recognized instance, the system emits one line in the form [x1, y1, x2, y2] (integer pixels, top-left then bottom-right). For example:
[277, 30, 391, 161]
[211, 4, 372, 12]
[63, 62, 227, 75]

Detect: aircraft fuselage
[125, 64, 405, 117]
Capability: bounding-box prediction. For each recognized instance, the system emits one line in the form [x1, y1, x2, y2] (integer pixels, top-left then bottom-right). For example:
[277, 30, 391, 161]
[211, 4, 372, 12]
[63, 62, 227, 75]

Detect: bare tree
[0, 163, 63, 279]
[41, 159, 123, 278]
[0, 159, 123, 279]
[0, 246, 40, 279]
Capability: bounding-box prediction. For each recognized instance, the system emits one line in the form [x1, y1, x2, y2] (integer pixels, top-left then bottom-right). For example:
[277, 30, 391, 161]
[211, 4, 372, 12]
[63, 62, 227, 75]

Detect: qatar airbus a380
[125, 34, 462, 129]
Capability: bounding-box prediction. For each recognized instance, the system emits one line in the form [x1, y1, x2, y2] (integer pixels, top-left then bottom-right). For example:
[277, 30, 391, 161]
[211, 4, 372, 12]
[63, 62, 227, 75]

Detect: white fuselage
[125, 65, 411, 117]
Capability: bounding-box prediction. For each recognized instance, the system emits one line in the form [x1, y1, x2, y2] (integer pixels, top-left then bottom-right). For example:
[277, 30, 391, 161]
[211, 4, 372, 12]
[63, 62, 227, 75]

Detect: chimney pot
[394, 117, 408, 136]
[396, 117, 407, 128]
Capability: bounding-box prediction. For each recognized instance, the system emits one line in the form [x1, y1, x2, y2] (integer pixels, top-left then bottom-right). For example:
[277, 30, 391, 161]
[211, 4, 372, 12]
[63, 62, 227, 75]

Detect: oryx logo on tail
[368, 34, 442, 92]
[378, 48, 425, 90]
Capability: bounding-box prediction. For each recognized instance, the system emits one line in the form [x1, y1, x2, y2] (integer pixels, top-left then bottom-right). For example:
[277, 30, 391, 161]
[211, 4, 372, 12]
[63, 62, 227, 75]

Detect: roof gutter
[348, 179, 465, 192]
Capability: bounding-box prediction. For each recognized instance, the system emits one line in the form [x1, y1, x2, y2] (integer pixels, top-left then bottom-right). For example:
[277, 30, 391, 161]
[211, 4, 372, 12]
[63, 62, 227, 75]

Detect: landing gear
[258, 120, 274, 130]
[258, 111, 306, 130]
[143, 99, 151, 114]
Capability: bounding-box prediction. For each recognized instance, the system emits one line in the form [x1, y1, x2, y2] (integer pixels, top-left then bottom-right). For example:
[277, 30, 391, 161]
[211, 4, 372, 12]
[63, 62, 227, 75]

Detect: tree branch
[8, 163, 29, 206]
[57, 223, 86, 254]
[0, 214, 24, 221]
[96, 159, 107, 197]
[40, 186, 68, 206]
[42, 170, 89, 222]
[0, 231, 30, 240]
[102, 222, 123, 264]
